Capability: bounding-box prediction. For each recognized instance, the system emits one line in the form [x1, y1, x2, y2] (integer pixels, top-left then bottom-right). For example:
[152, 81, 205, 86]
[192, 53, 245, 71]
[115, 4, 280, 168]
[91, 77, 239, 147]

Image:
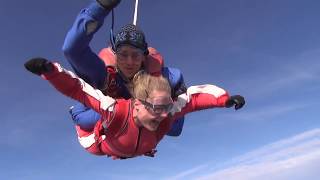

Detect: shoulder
[144, 47, 164, 75]
[103, 99, 132, 136]
[162, 67, 184, 85]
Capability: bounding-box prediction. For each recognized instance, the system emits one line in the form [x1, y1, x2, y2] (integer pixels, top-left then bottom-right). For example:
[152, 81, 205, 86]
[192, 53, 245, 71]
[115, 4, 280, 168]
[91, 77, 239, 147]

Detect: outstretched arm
[62, 0, 120, 89]
[24, 58, 116, 115]
[171, 84, 245, 120]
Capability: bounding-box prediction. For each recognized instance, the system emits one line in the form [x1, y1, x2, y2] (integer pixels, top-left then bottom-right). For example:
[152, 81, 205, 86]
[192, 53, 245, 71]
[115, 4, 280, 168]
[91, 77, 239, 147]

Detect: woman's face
[115, 45, 145, 79]
[134, 90, 173, 131]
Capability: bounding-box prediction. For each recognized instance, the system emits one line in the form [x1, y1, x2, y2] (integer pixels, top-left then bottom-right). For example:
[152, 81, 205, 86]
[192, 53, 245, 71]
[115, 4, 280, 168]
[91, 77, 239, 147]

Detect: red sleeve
[170, 84, 230, 120]
[42, 62, 116, 115]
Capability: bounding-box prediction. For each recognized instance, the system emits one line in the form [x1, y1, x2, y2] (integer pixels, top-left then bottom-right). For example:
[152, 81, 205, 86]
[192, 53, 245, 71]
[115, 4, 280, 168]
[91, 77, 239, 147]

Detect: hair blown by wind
[132, 71, 171, 100]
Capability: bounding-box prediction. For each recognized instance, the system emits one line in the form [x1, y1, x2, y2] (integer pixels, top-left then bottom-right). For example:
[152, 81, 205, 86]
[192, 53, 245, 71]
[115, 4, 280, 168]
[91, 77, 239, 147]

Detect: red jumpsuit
[43, 62, 230, 159]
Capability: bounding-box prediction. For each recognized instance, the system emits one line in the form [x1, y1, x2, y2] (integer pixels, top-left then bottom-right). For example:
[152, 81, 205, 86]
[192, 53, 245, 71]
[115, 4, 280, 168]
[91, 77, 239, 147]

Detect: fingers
[235, 103, 244, 110]
[232, 95, 245, 110]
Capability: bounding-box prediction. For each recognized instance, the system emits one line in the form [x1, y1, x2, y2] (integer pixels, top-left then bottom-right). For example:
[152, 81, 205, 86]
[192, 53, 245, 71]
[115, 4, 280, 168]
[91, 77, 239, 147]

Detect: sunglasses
[139, 99, 173, 114]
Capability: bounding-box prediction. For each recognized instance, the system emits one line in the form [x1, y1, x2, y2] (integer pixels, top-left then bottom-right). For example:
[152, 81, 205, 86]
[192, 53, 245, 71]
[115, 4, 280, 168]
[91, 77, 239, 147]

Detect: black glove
[24, 57, 53, 75]
[97, 0, 121, 10]
[225, 95, 245, 110]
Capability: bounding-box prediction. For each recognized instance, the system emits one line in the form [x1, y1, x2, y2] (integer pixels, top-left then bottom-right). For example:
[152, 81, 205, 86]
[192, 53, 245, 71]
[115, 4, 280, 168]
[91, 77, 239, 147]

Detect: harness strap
[102, 66, 120, 97]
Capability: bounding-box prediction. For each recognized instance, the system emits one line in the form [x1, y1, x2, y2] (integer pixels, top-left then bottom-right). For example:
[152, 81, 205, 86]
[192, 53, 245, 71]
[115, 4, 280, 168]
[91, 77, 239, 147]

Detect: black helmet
[113, 24, 149, 55]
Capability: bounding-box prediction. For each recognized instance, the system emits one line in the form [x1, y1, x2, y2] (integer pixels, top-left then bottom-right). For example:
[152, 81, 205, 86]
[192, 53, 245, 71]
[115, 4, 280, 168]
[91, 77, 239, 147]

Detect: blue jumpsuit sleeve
[63, 2, 109, 130]
[62, 2, 110, 89]
[69, 102, 101, 131]
[162, 67, 187, 136]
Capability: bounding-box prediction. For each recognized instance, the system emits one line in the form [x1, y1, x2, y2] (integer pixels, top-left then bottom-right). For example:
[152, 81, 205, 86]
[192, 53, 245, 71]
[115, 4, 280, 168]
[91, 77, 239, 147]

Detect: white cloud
[164, 164, 209, 180]
[198, 150, 320, 180]
[165, 128, 320, 180]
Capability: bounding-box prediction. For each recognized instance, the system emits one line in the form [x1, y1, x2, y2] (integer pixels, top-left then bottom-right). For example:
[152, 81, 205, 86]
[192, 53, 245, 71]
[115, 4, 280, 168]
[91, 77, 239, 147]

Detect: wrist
[225, 99, 234, 108]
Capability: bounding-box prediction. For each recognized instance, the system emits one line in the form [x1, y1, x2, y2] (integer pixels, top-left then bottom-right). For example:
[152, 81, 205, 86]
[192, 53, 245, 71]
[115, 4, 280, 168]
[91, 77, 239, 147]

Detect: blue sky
[1, 0, 320, 179]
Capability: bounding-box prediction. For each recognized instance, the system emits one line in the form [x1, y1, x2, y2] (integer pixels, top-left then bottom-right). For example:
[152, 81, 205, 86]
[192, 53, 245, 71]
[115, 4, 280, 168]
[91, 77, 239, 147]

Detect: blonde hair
[132, 71, 171, 100]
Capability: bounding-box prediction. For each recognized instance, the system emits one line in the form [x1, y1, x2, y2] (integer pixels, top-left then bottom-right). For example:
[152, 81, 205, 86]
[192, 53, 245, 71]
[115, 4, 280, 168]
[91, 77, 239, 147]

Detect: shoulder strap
[98, 47, 116, 66]
[145, 47, 164, 75]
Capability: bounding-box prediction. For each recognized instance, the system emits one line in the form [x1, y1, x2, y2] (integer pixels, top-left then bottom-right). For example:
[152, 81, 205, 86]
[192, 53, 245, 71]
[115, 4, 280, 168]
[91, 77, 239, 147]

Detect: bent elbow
[62, 41, 76, 58]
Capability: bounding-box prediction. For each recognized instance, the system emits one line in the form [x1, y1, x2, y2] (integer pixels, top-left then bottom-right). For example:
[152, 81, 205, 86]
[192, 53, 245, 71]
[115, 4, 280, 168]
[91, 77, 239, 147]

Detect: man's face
[135, 90, 173, 131]
[115, 45, 145, 79]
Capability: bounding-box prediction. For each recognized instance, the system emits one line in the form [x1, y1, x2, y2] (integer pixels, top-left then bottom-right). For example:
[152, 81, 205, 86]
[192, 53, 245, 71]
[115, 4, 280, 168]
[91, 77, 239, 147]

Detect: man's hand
[225, 95, 245, 110]
[97, 0, 121, 10]
[24, 57, 53, 75]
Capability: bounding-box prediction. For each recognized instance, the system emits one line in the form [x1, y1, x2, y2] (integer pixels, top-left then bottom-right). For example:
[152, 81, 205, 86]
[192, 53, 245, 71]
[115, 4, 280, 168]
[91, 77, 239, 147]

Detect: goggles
[139, 99, 173, 114]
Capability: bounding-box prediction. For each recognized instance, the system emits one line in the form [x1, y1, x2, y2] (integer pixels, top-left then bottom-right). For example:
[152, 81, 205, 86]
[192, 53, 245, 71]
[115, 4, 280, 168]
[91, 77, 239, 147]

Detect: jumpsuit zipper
[134, 127, 142, 155]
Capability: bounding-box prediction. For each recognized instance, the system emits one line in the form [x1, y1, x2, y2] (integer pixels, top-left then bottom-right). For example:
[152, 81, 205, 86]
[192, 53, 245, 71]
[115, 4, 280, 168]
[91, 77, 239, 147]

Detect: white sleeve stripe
[187, 84, 226, 98]
[81, 81, 116, 111]
[53, 63, 116, 111]
[78, 133, 96, 148]
[77, 133, 107, 149]
[170, 84, 226, 115]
